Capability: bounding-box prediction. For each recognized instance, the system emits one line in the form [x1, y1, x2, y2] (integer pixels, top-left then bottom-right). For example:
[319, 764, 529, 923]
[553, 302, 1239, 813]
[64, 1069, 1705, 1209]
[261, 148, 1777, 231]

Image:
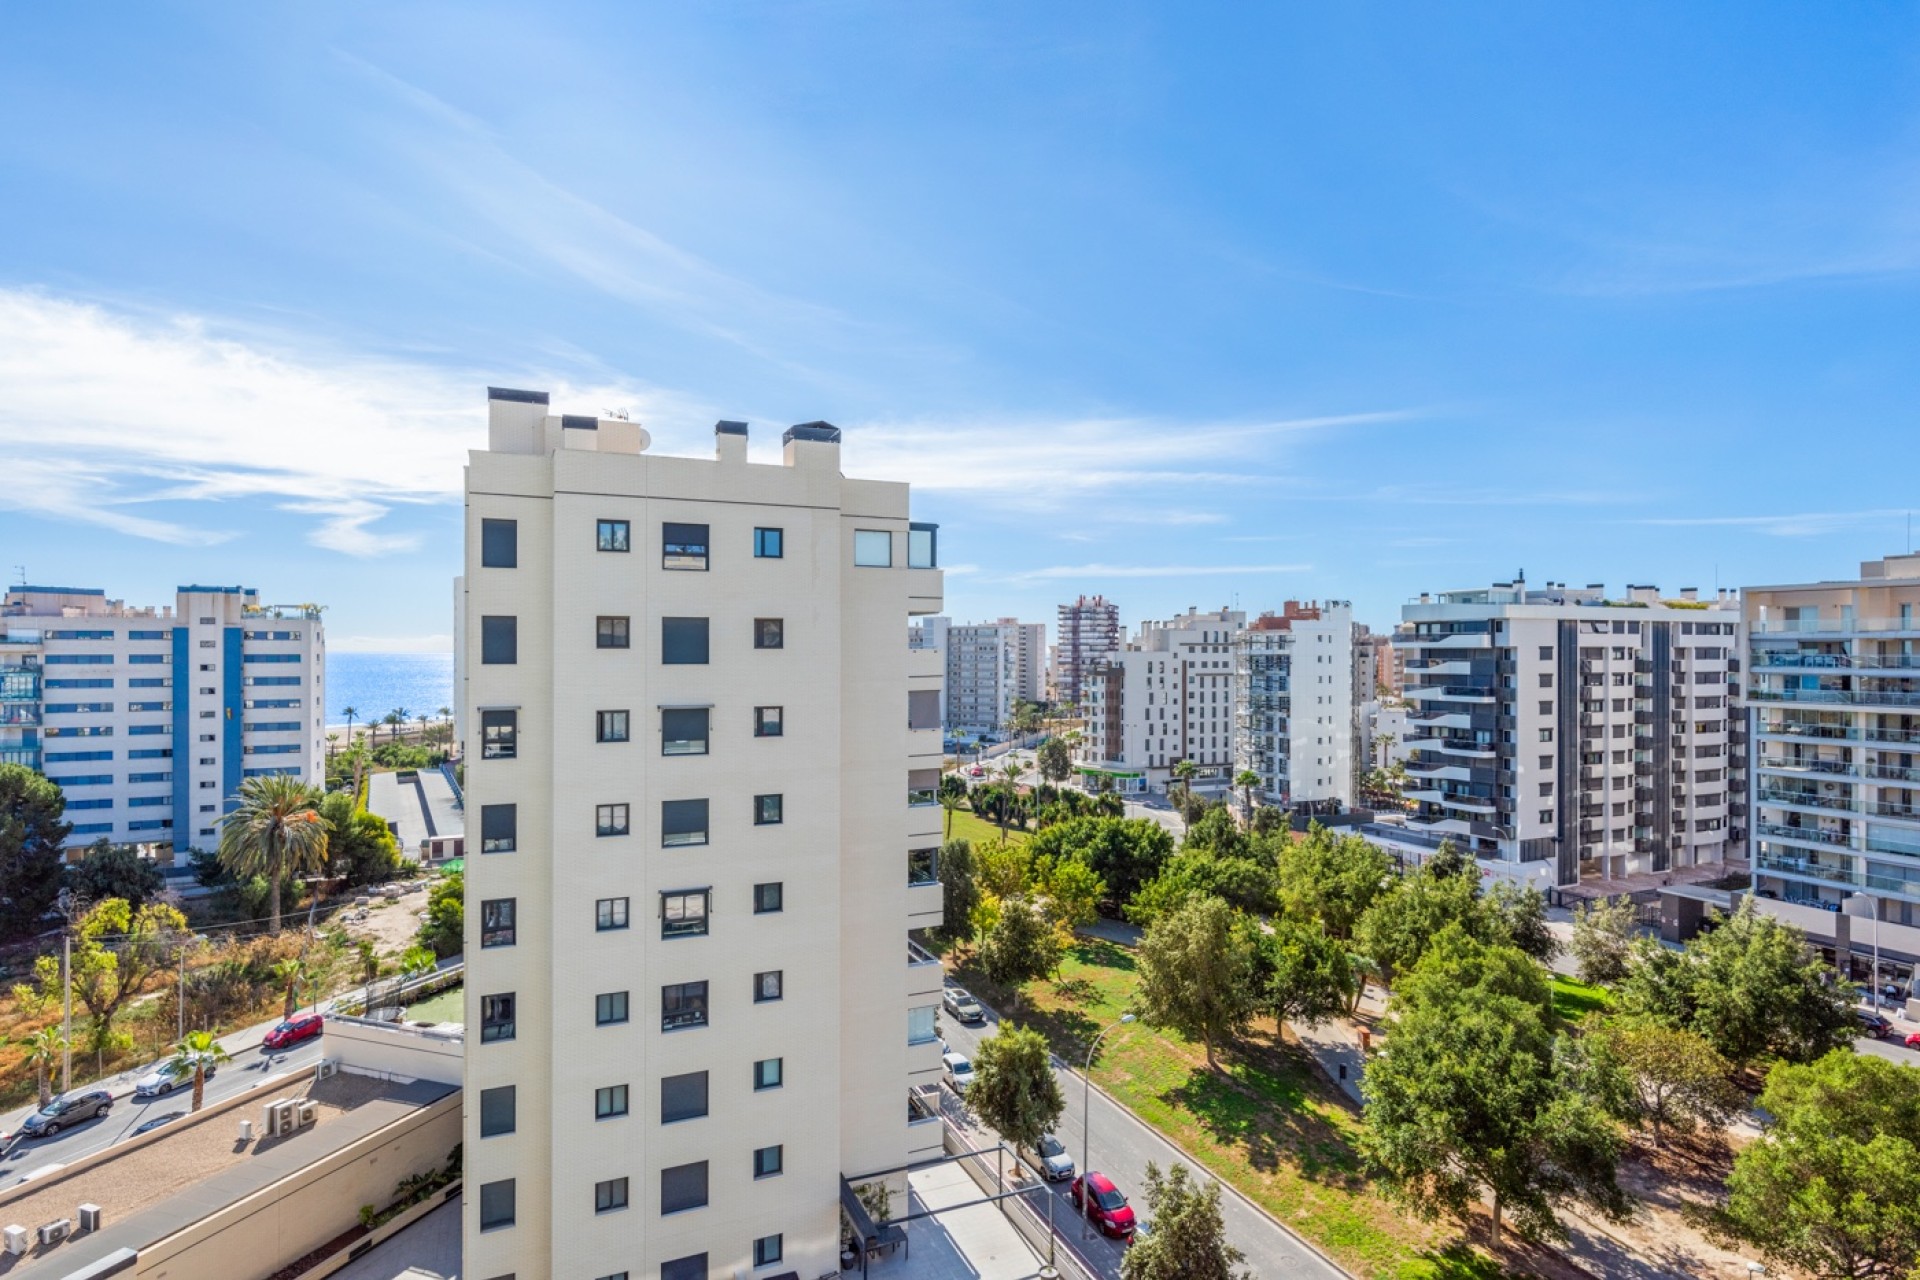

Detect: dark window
[597, 616, 630, 649]
[660, 1162, 708, 1215]
[754, 527, 783, 558]
[754, 1058, 782, 1090]
[662, 980, 708, 1031]
[481, 709, 518, 759]
[597, 803, 630, 837]
[481, 518, 518, 568]
[754, 970, 783, 1003]
[595, 1084, 629, 1120]
[662, 617, 710, 665]
[662, 889, 709, 937]
[482, 993, 515, 1042]
[753, 882, 783, 914]
[660, 1070, 709, 1123]
[908, 847, 938, 885]
[481, 616, 518, 665]
[478, 1178, 515, 1230]
[661, 1255, 707, 1280]
[597, 710, 630, 743]
[663, 522, 709, 571]
[754, 1235, 783, 1267]
[754, 793, 783, 825]
[662, 707, 709, 756]
[481, 803, 517, 853]
[662, 799, 708, 847]
[481, 898, 516, 948]
[596, 897, 630, 931]
[754, 705, 783, 737]
[594, 1176, 629, 1213]
[908, 690, 941, 731]
[479, 1085, 515, 1137]
[597, 519, 630, 552]
[596, 990, 629, 1025]
[753, 618, 784, 650]
[753, 1145, 783, 1178]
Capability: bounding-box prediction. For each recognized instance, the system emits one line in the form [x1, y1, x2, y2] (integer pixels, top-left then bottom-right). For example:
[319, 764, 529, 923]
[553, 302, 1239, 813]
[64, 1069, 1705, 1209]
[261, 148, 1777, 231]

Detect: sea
[325, 651, 454, 728]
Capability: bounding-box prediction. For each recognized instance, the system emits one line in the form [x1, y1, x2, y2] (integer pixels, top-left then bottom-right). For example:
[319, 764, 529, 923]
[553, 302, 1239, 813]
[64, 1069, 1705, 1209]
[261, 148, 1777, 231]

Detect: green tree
[969, 1022, 1065, 1173]
[1569, 896, 1638, 987]
[1024, 816, 1174, 908]
[17, 1026, 65, 1107]
[270, 958, 307, 1019]
[1719, 1050, 1920, 1280]
[976, 897, 1062, 1011]
[1425, 838, 1474, 879]
[55, 897, 190, 1062]
[1254, 917, 1356, 1039]
[342, 705, 360, 746]
[1126, 850, 1276, 927]
[416, 873, 464, 958]
[162, 1029, 232, 1112]
[1135, 895, 1258, 1070]
[1233, 769, 1261, 825]
[1486, 880, 1557, 964]
[1589, 1016, 1740, 1149]
[1351, 863, 1486, 988]
[1036, 735, 1072, 785]
[65, 838, 166, 909]
[1039, 856, 1104, 932]
[937, 838, 979, 946]
[939, 773, 967, 841]
[1275, 823, 1394, 940]
[0, 763, 71, 941]
[1120, 1161, 1252, 1280]
[317, 790, 403, 885]
[1172, 759, 1198, 816]
[216, 774, 329, 933]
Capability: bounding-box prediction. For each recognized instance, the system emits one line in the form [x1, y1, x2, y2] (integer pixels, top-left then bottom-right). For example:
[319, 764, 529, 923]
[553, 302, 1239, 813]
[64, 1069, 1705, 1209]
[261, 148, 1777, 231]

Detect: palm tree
[217, 774, 329, 933]
[385, 708, 406, 745]
[938, 773, 966, 841]
[997, 760, 1024, 840]
[437, 705, 453, 745]
[270, 958, 306, 1019]
[1172, 758, 1198, 818]
[342, 705, 359, 747]
[1234, 769, 1262, 827]
[162, 1030, 231, 1112]
[18, 1027, 65, 1107]
[325, 732, 339, 763]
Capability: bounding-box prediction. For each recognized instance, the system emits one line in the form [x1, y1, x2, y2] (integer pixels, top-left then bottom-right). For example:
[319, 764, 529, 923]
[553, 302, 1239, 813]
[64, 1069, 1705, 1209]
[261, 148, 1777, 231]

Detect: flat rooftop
[368, 769, 464, 859]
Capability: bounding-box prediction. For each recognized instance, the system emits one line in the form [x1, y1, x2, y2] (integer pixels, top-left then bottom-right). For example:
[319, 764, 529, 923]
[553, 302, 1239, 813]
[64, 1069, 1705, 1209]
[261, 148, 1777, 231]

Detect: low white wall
[324, 1017, 463, 1085]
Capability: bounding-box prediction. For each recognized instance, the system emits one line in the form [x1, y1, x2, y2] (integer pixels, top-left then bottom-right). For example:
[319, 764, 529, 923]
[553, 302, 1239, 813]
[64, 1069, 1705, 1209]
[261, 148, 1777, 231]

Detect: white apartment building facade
[1399, 578, 1745, 889]
[942, 618, 1043, 735]
[461, 391, 945, 1280]
[1233, 602, 1355, 811]
[0, 584, 324, 855]
[1077, 607, 1244, 794]
[1054, 594, 1120, 710]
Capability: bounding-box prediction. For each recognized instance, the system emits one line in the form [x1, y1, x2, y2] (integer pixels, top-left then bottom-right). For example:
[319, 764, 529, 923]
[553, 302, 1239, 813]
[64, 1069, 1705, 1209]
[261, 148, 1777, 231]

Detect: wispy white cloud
[1637, 509, 1913, 538]
[281, 499, 423, 557]
[1006, 561, 1311, 583]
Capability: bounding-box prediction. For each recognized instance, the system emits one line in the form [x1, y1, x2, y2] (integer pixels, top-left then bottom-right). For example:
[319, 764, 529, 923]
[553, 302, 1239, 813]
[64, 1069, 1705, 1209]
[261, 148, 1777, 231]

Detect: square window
[908, 689, 941, 731]
[907, 847, 938, 885]
[662, 617, 710, 665]
[482, 993, 515, 1043]
[660, 1161, 708, 1215]
[662, 889, 710, 937]
[662, 707, 709, 756]
[595, 1084, 629, 1120]
[481, 710, 517, 760]
[479, 1085, 515, 1137]
[753, 882, 783, 914]
[909, 523, 937, 568]
[597, 710, 631, 743]
[754, 793, 783, 825]
[662, 798, 709, 847]
[1538, 645, 1552, 660]
[597, 803, 631, 837]
[661, 1256, 707, 1280]
[662, 980, 708, 1031]
[754, 618, 784, 650]
[595, 1176, 629, 1213]
[481, 898, 516, 948]
[663, 522, 709, 570]
[753, 1144, 783, 1179]
[597, 519, 630, 552]
[481, 616, 518, 665]
[853, 529, 892, 567]
[597, 616, 631, 649]
[596, 990, 629, 1025]
[1539, 809, 1554, 824]
[596, 897, 631, 931]
[481, 518, 518, 568]
[754, 970, 783, 1003]
[754, 705, 783, 737]
[480, 803, 517, 853]
[754, 1234, 783, 1267]
[661, 1070, 709, 1123]
[754, 527, 783, 558]
[753, 1058, 782, 1090]
[478, 1178, 515, 1231]
[1538, 672, 1553, 688]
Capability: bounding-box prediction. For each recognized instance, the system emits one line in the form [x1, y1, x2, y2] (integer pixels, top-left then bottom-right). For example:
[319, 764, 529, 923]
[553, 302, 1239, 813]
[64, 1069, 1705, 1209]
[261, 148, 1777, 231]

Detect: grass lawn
[1549, 975, 1613, 1024]
[939, 804, 1031, 849]
[952, 940, 1508, 1279]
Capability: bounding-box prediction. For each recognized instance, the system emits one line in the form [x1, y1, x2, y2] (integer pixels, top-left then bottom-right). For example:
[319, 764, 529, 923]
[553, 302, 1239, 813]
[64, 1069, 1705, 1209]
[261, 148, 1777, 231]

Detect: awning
[839, 1177, 880, 1244]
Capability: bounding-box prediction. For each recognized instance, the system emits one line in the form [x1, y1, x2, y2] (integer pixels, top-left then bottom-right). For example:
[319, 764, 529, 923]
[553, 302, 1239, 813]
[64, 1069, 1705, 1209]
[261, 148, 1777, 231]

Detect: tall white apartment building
[1076, 606, 1243, 794]
[942, 618, 1043, 734]
[1746, 553, 1920, 928]
[1233, 602, 1355, 811]
[0, 584, 324, 856]
[1055, 594, 1120, 710]
[461, 391, 945, 1280]
[1399, 578, 1744, 888]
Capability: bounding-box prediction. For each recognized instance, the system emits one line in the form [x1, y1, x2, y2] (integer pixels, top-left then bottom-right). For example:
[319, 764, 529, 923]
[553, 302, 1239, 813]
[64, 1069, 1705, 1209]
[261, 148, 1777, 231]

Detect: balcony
[1753, 616, 1920, 636]
[1751, 686, 1920, 710]
[1759, 719, 1858, 742]
[1757, 786, 1855, 813]
[1756, 821, 1853, 849]
[1869, 801, 1920, 820]
[1756, 851, 1920, 898]
[1866, 762, 1920, 784]
[1757, 756, 1855, 778]
[1406, 684, 1497, 704]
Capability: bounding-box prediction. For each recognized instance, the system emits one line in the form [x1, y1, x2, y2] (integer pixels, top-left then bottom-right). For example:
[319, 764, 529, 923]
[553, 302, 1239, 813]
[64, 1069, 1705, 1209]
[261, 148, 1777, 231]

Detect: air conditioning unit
[2, 1226, 27, 1256]
[77, 1204, 101, 1233]
[296, 1101, 318, 1128]
[265, 1098, 296, 1136]
[36, 1219, 72, 1246]
[315, 1057, 340, 1081]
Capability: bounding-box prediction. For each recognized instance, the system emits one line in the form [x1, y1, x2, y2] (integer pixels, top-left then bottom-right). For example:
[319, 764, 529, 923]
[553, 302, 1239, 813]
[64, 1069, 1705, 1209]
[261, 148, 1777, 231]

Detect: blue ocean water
[325, 651, 454, 727]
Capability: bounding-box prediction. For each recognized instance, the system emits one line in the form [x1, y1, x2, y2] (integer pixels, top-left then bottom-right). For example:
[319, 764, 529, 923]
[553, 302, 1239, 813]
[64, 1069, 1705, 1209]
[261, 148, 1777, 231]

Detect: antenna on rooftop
[11, 566, 23, 587]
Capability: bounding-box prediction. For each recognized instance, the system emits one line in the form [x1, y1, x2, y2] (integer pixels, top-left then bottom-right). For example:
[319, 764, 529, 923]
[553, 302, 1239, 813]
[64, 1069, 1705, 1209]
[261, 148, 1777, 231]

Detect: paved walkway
[865, 1161, 1048, 1280]
[331, 1193, 462, 1280]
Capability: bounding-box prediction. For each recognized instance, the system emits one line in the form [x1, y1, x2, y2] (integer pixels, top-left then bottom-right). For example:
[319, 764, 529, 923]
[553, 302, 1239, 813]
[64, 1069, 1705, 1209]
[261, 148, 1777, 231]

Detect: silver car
[1033, 1133, 1075, 1181]
[942, 1052, 975, 1095]
[943, 987, 985, 1024]
[133, 1060, 216, 1098]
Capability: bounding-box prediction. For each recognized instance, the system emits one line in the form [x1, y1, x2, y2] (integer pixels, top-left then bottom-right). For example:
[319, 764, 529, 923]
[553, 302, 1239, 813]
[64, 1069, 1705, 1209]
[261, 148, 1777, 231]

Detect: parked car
[967, 765, 984, 778]
[1857, 1010, 1896, 1038]
[134, 1059, 218, 1098]
[19, 1090, 113, 1138]
[943, 987, 986, 1024]
[263, 1013, 325, 1050]
[1906, 1030, 1920, 1050]
[1070, 1171, 1136, 1239]
[942, 1053, 975, 1095]
[1030, 1133, 1075, 1181]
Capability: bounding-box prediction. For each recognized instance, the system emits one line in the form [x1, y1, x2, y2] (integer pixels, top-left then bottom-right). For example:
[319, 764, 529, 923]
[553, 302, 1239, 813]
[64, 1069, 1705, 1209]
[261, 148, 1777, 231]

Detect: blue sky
[3, 4, 1918, 650]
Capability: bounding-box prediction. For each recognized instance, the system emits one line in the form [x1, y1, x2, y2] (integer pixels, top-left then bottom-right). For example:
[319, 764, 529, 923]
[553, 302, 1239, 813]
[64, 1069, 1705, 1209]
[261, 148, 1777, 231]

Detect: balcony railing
[1753, 617, 1920, 635]
[1756, 851, 1920, 897]
[1757, 787, 1855, 812]
[908, 786, 937, 807]
[1751, 687, 1920, 709]
[1759, 720, 1857, 741]
[1757, 757, 1855, 776]
[1757, 821, 1852, 848]
[908, 938, 941, 967]
[1865, 762, 1920, 784]
[1868, 802, 1920, 820]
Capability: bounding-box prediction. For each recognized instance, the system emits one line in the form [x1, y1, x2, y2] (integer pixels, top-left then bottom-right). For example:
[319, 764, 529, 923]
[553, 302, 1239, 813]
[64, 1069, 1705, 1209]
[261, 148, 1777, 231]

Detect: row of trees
[335, 704, 453, 749]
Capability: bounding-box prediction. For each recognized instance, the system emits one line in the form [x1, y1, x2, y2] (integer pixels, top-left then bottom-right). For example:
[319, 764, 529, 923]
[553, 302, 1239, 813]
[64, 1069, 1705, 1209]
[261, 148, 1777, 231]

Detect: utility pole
[57, 888, 74, 1094]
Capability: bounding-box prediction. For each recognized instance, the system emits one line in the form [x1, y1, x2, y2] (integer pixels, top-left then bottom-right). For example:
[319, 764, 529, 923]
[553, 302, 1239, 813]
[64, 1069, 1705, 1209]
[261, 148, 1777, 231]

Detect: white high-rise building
[1233, 602, 1355, 811]
[1076, 606, 1244, 794]
[461, 391, 945, 1280]
[942, 617, 1043, 734]
[0, 584, 325, 856]
[1055, 594, 1120, 710]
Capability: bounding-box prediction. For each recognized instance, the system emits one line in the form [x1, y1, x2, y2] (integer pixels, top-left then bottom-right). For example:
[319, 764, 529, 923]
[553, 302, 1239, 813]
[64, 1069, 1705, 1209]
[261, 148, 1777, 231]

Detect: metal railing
[1757, 787, 1855, 812]
[1756, 821, 1852, 848]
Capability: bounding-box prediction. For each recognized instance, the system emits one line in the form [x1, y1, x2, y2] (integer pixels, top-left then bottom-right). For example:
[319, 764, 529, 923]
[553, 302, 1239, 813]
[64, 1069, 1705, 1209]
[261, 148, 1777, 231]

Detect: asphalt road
[939, 995, 1345, 1280]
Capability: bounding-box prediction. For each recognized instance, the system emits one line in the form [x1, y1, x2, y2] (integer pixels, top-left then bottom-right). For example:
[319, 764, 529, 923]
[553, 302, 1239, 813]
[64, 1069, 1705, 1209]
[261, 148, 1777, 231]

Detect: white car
[133, 1060, 215, 1098]
[1032, 1133, 1075, 1181]
[942, 1052, 975, 1095]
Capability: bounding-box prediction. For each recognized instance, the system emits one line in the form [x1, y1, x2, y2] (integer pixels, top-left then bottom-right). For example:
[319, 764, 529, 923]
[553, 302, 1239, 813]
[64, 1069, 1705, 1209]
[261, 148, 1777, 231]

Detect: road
[939, 994, 1345, 1279]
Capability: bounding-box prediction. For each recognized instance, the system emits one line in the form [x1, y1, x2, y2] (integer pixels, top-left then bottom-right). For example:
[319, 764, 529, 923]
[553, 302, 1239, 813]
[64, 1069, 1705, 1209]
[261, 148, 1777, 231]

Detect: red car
[264, 1013, 324, 1050]
[1905, 1031, 1920, 1051]
[1070, 1171, 1136, 1240]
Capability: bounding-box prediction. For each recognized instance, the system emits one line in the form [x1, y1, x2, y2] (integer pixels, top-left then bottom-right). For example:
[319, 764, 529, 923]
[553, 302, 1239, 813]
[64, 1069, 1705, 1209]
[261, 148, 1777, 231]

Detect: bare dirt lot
[332, 882, 434, 956]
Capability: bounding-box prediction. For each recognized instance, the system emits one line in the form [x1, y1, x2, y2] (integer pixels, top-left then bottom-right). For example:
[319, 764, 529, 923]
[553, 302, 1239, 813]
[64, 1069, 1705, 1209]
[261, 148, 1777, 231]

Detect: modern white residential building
[1055, 594, 1121, 710]
[942, 617, 1043, 735]
[1233, 602, 1355, 811]
[461, 391, 945, 1280]
[1398, 577, 1745, 888]
[1077, 606, 1244, 794]
[0, 584, 325, 856]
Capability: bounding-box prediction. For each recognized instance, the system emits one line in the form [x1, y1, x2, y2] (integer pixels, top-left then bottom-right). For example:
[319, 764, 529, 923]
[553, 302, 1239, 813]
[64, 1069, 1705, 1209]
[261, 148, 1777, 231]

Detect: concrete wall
[324, 1017, 464, 1086]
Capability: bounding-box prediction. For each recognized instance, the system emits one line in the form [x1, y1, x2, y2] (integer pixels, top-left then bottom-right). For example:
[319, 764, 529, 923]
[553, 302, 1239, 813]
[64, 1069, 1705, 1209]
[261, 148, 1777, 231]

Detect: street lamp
[55, 887, 75, 1094]
[1081, 1013, 1135, 1238]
